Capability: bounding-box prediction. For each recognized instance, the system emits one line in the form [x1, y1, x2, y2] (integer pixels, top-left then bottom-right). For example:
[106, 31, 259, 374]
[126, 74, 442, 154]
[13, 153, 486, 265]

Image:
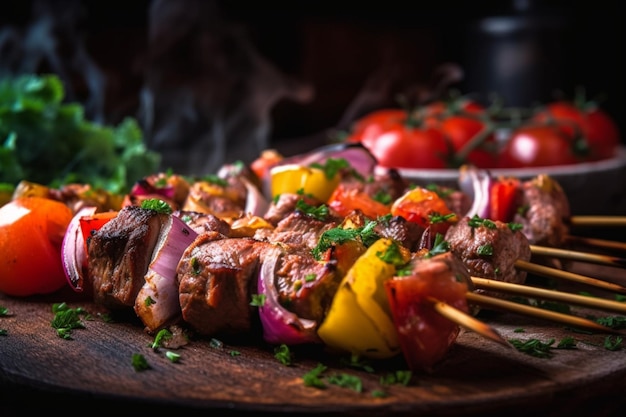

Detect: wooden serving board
[2, 261, 626, 417]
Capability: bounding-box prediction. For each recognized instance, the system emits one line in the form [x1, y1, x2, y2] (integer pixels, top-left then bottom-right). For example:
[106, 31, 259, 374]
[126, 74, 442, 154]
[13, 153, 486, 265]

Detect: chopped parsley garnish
[310, 158, 350, 180]
[509, 338, 554, 358]
[596, 316, 626, 329]
[190, 257, 202, 275]
[209, 338, 224, 349]
[144, 296, 156, 307]
[0, 306, 9, 316]
[379, 370, 412, 386]
[151, 328, 173, 350]
[165, 351, 181, 363]
[274, 344, 294, 366]
[131, 353, 151, 371]
[604, 335, 623, 351]
[377, 241, 406, 267]
[201, 174, 228, 187]
[140, 198, 173, 214]
[312, 221, 379, 260]
[51, 302, 88, 340]
[477, 244, 494, 256]
[426, 233, 450, 258]
[302, 363, 328, 389]
[372, 190, 392, 205]
[429, 212, 456, 224]
[340, 354, 375, 373]
[250, 294, 266, 307]
[327, 373, 363, 392]
[295, 199, 329, 221]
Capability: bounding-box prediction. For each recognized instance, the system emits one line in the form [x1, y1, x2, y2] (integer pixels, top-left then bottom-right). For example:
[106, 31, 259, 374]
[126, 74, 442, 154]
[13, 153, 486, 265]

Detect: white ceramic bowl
[390, 146, 626, 218]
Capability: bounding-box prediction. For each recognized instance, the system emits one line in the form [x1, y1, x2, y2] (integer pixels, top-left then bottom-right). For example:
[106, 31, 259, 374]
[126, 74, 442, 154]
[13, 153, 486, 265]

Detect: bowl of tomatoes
[346, 94, 626, 217]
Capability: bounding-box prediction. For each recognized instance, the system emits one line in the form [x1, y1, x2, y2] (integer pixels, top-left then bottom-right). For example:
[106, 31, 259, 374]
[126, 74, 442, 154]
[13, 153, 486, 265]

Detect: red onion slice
[61, 206, 98, 292]
[134, 215, 199, 332]
[459, 166, 493, 219]
[257, 245, 321, 345]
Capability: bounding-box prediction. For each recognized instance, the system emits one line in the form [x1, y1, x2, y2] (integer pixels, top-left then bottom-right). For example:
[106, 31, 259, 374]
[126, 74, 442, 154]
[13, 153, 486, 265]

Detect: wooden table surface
[2, 260, 626, 417]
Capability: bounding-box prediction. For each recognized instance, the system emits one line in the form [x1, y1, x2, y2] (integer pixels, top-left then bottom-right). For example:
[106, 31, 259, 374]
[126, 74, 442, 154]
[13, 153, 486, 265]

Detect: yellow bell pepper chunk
[269, 163, 340, 202]
[317, 237, 410, 359]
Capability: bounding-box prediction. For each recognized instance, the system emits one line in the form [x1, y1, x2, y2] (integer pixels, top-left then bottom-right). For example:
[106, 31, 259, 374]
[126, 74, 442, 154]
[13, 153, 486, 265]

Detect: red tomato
[390, 187, 457, 235]
[347, 109, 451, 169]
[533, 101, 620, 160]
[385, 258, 470, 371]
[347, 109, 407, 145]
[250, 149, 283, 181]
[436, 115, 498, 168]
[327, 183, 391, 219]
[498, 125, 580, 168]
[0, 197, 74, 296]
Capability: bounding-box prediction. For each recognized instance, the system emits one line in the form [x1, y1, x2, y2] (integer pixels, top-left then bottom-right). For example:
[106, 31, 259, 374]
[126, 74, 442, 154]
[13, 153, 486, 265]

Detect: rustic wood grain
[1, 261, 626, 417]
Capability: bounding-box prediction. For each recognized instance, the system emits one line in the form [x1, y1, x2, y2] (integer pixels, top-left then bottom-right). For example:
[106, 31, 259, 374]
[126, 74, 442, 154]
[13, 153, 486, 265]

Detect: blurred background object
[1, 0, 623, 174]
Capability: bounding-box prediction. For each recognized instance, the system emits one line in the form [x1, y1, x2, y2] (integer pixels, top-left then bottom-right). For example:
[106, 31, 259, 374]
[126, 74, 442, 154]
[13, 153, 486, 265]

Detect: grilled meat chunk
[513, 174, 571, 247]
[263, 192, 323, 226]
[445, 216, 532, 290]
[255, 210, 340, 249]
[269, 246, 339, 322]
[174, 210, 232, 236]
[88, 206, 169, 309]
[177, 233, 272, 337]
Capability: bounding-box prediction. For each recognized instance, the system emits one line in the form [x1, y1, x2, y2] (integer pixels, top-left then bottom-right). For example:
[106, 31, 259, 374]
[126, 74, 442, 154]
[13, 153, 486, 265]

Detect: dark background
[1, 0, 624, 162]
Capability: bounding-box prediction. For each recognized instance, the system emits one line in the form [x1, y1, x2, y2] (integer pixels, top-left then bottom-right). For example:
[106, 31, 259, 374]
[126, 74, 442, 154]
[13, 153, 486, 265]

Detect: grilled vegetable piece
[385, 251, 472, 372]
[317, 237, 410, 359]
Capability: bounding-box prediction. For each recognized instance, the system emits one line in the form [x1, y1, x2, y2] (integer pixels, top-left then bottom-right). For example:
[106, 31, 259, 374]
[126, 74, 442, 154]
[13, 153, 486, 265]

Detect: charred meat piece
[255, 209, 340, 250]
[177, 233, 273, 337]
[174, 210, 233, 236]
[88, 206, 169, 309]
[513, 174, 571, 247]
[270, 246, 339, 323]
[263, 192, 324, 226]
[343, 210, 424, 253]
[182, 175, 248, 219]
[445, 216, 532, 291]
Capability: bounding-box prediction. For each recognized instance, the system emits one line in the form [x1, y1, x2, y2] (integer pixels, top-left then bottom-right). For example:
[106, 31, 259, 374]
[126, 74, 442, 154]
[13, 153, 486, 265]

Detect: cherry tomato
[498, 125, 580, 168]
[533, 100, 620, 160]
[0, 197, 74, 296]
[347, 109, 407, 145]
[347, 109, 451, 169]
[436, 115, 498, 168]
[390, 187, 457, 235]
[327, 183, 391, 219]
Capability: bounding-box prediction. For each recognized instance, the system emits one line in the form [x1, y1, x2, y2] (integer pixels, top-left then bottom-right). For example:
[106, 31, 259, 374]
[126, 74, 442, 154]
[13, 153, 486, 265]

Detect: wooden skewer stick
[530, 244, 626, 268]
[427, 297, 511, 348]
[568, 216, 626, 227]
[566, 235, 626, 253]
[465, 292, 618, 334]
[471, 277, 626, 315]
[515, 259, 626, 294]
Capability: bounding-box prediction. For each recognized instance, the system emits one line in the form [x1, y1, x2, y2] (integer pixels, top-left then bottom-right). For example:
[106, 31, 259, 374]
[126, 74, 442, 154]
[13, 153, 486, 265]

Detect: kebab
[57, 153, 622, 372]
